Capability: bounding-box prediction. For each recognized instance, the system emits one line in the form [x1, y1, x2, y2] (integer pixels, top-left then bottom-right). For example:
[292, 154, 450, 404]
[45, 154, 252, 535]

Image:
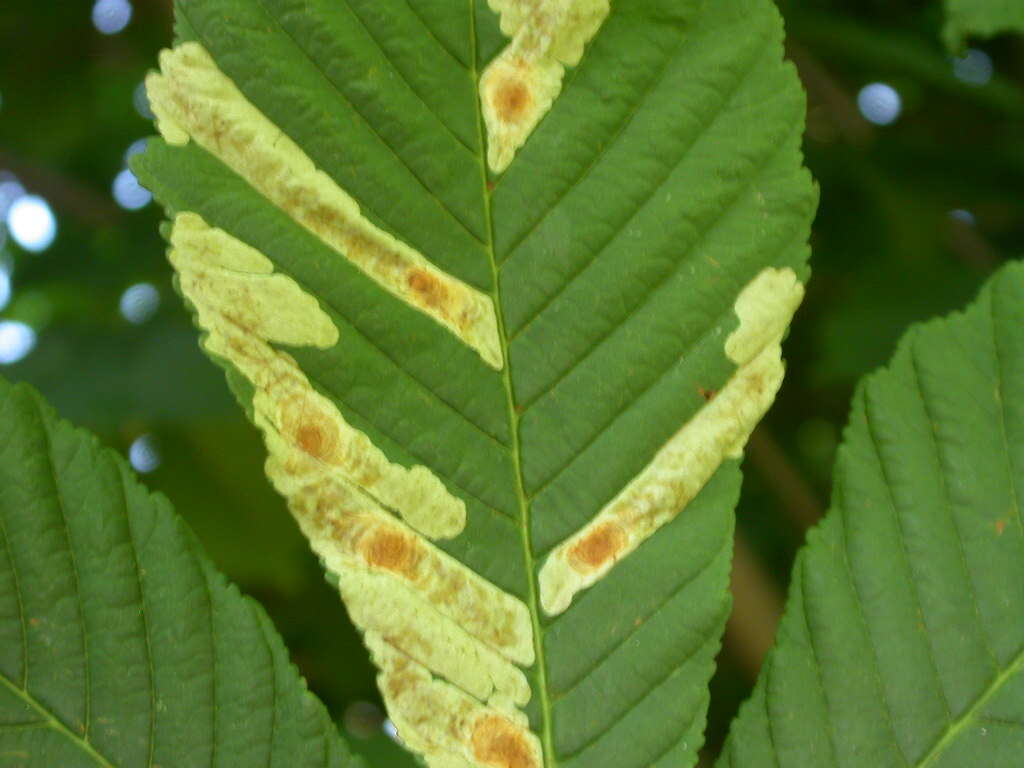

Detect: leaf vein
[400, 0, 471, 70]
[0, 491, 28, 690]
[274, 265, 511, 451]
[314, 377, 516, 523]
[548, 535, 730, 700]
[197, 0, 487, 248]
[909, 347, 1001, 671]
[864, 400, 954, 725]
[504, 21, 772, 339]
[798, 563, 843, 768]
[494, 12, 689, 263]
[837, 484, 910, 766]
[118, 468, 158, 767]
[338, 0, 476, 154]
[988, 295, 1024, 549]
[554, 624, 720, 762]
[39, 415, 91, 744]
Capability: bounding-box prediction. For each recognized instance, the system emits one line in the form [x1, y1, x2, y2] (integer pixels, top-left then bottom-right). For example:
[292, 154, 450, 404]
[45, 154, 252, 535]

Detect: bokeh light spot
[124, 138, 148, 165]
[950, 209, 976, 225]
[129, 434, 161, 473]
[92, 0, 133, 35]
[953, 49, 994, 87]
[133, 81, 154, 120]
[0, 321, 37, 365]
[119, 282, 160, 324]
[0, 271, 11, 312]
[857, 82, 902, 126]
[113, 168, 152, 211]
[7, 195, 57, 253]
[0, 175, 26, 219]
[383, 719, 401, 744]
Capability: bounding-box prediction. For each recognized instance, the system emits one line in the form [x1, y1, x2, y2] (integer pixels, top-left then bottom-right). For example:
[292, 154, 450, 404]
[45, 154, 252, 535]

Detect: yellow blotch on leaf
[539, 267, 805, 615]
[148, 42, 503, 369]
[481, 0, 610, 172]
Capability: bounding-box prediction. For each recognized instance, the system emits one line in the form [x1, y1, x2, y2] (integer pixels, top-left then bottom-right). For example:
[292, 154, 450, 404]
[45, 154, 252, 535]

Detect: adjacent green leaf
[719, 261, 1024, 767]
[943, 0, 1024, 49]
[132, 0, 816, 765]
[0, 377, 362, 767]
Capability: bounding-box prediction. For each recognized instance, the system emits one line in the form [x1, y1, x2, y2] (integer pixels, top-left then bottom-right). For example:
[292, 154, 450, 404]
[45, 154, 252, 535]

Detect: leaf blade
[136, 0, 816, 765]
[943, 0, 1024, 49]
[0, 377, 362, 767]
[719, 262, 1024, 767]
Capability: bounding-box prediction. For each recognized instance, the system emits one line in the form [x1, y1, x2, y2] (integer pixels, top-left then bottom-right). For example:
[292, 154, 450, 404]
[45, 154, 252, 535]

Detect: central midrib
[467, 2, 557, 766]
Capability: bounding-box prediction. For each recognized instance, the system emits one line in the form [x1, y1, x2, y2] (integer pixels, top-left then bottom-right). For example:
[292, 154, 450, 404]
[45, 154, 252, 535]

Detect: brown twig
[725, 532, 787, 680]
[746, 426, 825, 531]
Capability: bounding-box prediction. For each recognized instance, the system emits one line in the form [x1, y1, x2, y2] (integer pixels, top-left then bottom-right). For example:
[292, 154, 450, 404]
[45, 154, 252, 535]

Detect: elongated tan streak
[168, 212, 539, 763]
[481, 0, 610, 172]
[148, 42, 503, 369]
[539, 267, 805, 615]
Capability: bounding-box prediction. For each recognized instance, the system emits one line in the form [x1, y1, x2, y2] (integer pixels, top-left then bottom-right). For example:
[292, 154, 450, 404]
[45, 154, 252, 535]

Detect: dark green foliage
[721, 262, 1024, 767]
[0, 378, 361, 767]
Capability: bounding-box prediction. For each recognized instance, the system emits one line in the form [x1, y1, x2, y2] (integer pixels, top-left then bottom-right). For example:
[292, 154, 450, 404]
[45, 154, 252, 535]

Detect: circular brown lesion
[280, 396, 339, 462]
[493, 77, 533, 125]
[471, 714, 537, 768]
[568, 521, 628, 572]
[360, 527, 420, 578]
[296, 423, 327, 457]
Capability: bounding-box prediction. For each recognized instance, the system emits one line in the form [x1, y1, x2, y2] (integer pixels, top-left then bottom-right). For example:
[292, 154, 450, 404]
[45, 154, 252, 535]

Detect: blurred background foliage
[0, 1, 1021, 765]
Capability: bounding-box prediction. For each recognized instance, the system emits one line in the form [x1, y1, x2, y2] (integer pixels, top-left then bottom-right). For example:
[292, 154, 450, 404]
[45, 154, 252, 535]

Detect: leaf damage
[167, 210, 540, 767]
[539, 267, 805, 615]
[481, 0, 610, 172]
[148, 42, 503, 369]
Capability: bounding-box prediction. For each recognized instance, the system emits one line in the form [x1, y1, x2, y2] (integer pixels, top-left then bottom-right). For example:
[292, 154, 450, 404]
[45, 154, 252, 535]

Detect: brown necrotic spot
[280, 397, 340, 462]
[569, 521, 627, 571]
[296, 422, 329, 458]
[361, 528, 420, 578]
[406, 268, 449, 310]
[471, 715, 537, 768]
[493, 77, 533, 124]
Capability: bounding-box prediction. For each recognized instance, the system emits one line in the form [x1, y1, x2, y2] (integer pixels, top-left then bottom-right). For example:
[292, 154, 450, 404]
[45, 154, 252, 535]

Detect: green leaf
[0, 377, 362, 767]
[718, 261, 1024, 767]
[943, 0, 1024, 49]
[132, 0, 816, 765]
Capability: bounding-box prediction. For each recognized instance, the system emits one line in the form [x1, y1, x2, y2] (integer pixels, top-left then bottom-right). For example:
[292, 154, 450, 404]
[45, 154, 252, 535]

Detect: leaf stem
[468, 3, 557, 765]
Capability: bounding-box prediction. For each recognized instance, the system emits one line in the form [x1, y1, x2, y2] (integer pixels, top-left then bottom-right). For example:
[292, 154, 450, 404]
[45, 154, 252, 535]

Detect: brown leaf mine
[539, 268, 805, 615]
[148, 42, 503, 368]
[481, 0, 611, 172]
